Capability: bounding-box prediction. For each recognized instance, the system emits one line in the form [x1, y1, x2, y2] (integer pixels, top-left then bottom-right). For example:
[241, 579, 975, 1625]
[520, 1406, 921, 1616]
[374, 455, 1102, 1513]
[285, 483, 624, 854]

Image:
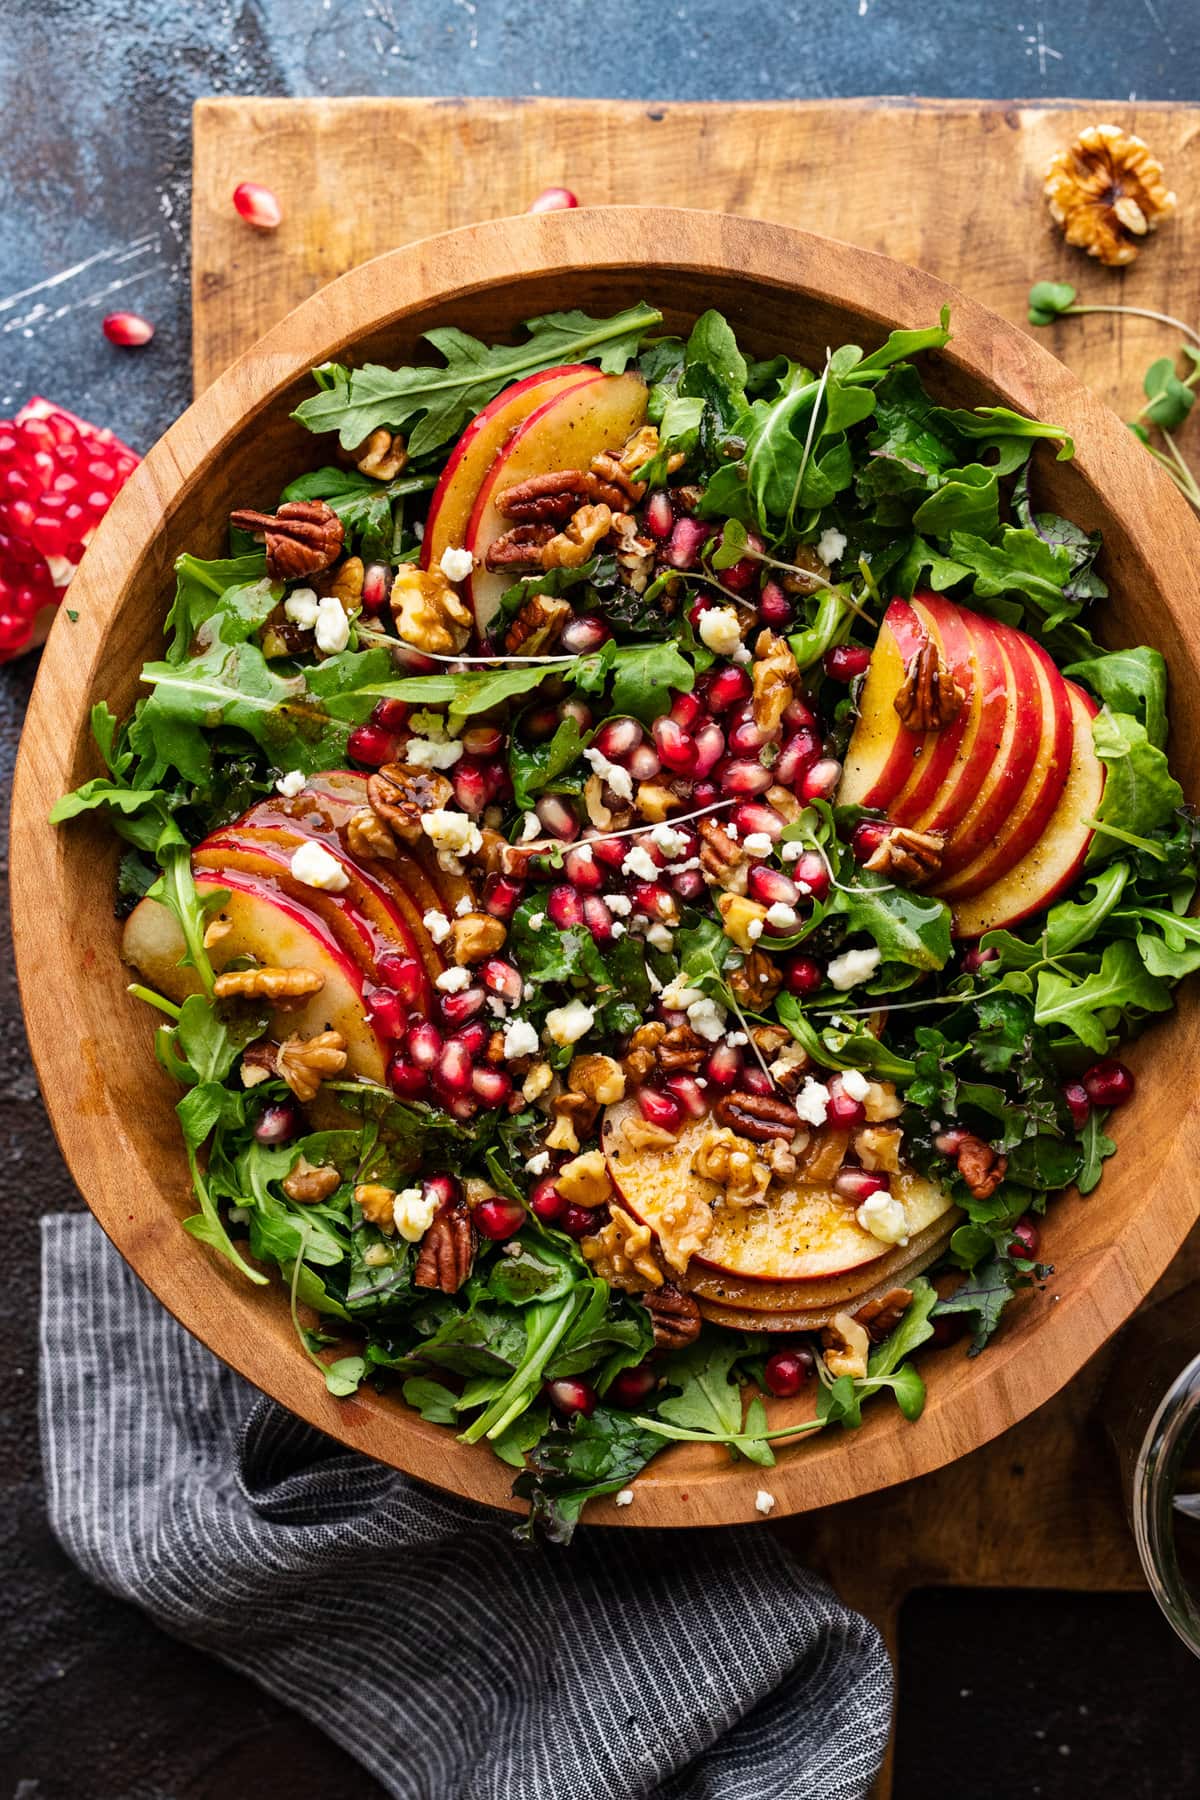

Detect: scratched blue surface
[0, 0, 1196, 454]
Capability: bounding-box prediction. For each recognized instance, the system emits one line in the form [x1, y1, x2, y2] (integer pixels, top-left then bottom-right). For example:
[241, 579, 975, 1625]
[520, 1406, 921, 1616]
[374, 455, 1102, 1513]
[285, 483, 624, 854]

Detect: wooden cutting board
[192, 96, 1200, 1795]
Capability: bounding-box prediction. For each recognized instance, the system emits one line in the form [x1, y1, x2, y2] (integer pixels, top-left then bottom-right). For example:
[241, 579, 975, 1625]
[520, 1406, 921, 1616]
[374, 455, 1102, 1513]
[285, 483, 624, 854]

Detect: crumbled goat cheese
[794, 1077, 831, 1127]
[604, 892, 633, 916]
[524, 1150, 551, 1175]
[621, 844, 660, 883]
[584, 746, 634, 803]
[407, 735, 464, 770]
[742, 832, 773, 856]
[393, 1187, 438, 1242]
[545, 998, 595, 1046]
[314, 595, 350, 655]
[827, 946, 882, 990]
[283, 587, 320, 628]
[435, 967, 472, 993]
[732, 645, 752, 666]
[687, 997, 727, 1042]
[275, 769, 306, 798]
[520, 812, 543, 842]
[487, 996, 508, 1018]
[528, 912, 546, 931]
[724, 822, 740, 840]
[747, 918, 764, 942]
[227, 1205, 250, 1225]
[817, 527, 848, 566]
[651, 824, 689, 860]
[290, 840, 350, 892]
[755, 1490, 776, 1516]
[503, 1018, 540, 1059]
[769, 1043, 810, 1082]
[840, 1067, 871, 1102]
[661, 981, 705, 1011]
[422, 909, 452, 945]
[615, 1489, 635, 1508]
[726, 1031, 748, 1048]
[780, 840, 804, 861]
[856, 1192, 910, 1246]
[455, 895, 473, 916]
[439, 545, 475, 582]
[611, 921, 626, 938]
[698, 605, 744, 659]
[765, 901, 798, 931]
[645, 923, 674, 952]
[422, 809, 481, 857]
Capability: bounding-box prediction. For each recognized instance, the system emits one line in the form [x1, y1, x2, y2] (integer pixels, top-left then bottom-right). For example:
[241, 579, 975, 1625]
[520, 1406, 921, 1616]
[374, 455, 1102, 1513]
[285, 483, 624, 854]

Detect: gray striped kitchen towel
[39, 1214, 892, 1799]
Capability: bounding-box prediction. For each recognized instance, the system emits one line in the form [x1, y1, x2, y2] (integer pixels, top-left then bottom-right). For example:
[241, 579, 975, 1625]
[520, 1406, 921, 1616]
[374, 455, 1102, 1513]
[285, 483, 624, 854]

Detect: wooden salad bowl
[13, 208, 1200, 1526]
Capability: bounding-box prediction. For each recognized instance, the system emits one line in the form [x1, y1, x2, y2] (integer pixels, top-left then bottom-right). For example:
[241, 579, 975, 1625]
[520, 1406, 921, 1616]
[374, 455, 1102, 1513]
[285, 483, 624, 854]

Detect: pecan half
[865, 824, 945, 885]
[939, 1129, 1008, 1201]
[894, 639, 966, 733]
[484, 524, 556, 571]
[713, 1090, 800, 1142]
[368, 762, 453, 842]
[496, 468, 625, 522]
[642, 1283, 702, 1350]
[414, 1194, 476, 1293]
[728, 950, 782, 1009]
[283, 1158, 341, 1204]
[503, 592, 571, 655]
[276, 1029, 348, 1103]
[213, 965, 324, 1001]
[854, 1286, 914, 1344]
[229, 499, 344, 583]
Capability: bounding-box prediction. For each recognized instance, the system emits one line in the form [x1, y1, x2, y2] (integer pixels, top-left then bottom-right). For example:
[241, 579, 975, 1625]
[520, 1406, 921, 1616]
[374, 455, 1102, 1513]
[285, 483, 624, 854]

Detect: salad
[54, 300, 1198, 1540]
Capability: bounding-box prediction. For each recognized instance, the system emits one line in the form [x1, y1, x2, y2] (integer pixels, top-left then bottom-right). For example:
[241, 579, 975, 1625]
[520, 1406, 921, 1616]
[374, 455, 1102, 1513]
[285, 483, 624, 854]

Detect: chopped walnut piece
[545, 1110, 581, 1155]
[345, 804, 397, 861]
[699, 817, 749, 894]
[751, 631, 800, 738]
[522, 1060, 554, 1102]
[368, 762, 454, 843]
[800, 1126, 852, 1183]
[276, 1028, 348, 1103]
[503, 592, 571, 655]
[780, 544, 829, 595]
[765, 783, 803, 824]
[542, 503, 613, 571]
[550, 1090, 602, 1150]
[609, 512, 655, 593]
[1044, 123, 1176, 266]
[315, 555, 365, 613]
[939, 1129, 1008, 1201]
[590, 424, 671, 499]
[203, 917, 233, 949]
[692, 1127, 771, 1205]
[580, 1205, 664, 1291]
[283, 1158, 341, 1204]
[657, 1025, 707, 1074]
[766, 1139, 800, 1180]
[213, 965, 325, 1002]
[854, 1286, 914, 1343]
[390, 564, 472, 654]
[413, 1194, 476, 1292]
[713, 1090, 800, 1143]
[496, 467, 625, 522]
[355, 428, 408, 481]
[240, 1041, 278, 1087]
[622, 1021, 667, 1085]
[635, 782, 678, 823]
[355, 1182, 397, 1230]
[822, 1310, 870, 1379]
[229, 500, 344, 584]
[642, 1284, 702, 1349]
[656, 1188, 713, 1272]
[855, 1125, 904, 1174]
[728, 949, 782, 1008]
[865, 824, 945, 885]
[568, 1053, 626, 1106]
[449, 912, 507, 965]
[863, 1081, 903, 1124]
[556, 1149, 612, 1208]
[893, 639, 966, 732]
[619, 1116, 680, 1154]
[717, 891, 768, 951]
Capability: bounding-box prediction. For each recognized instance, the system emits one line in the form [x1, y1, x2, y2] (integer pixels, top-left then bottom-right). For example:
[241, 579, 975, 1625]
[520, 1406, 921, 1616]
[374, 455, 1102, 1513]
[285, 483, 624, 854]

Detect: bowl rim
[14, 205, 1200, 1527]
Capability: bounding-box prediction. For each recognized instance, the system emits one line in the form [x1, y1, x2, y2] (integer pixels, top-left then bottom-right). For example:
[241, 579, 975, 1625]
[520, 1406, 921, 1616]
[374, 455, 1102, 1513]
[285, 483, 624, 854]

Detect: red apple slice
[463, 369, 648, 632]
[601, 1101, 955, 1283]
[838, 598, 928, 809]
[420, 364, 598, 576]
[882, 594, 978, 822]
[122, 871, 388, 1082]
[935, 630, 1073, 898]
[894, 598, 1015, 841]
[951, 684, 1103, 938]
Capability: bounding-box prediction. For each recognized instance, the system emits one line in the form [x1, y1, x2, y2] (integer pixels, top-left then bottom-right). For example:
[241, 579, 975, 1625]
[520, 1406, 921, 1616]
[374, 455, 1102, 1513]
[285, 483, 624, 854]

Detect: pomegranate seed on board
[645, 491, 674, 539]
[705, 1043, 744, 1087]
[472, 1065, 514, 1108]
[559, 614, 610, 654]
[747, 865, 799, 907]
[360, 562, 393, 612]
[475, 1195, 525, 1239]
[851, 819, 888, 864]
[1082, 1059, 1136, 1107]
[534, 793, 579, 840]
[1063, 1081, 1091, 1131]
[481, 958, 523, 1003]
[707, 665, 753, 713]
[639, 1087, 683, 1132]
[376, 954, 423, 1005]
[253, 1100, 302, 1145]
[783, 954, 824, 995]
[664, 1074, 709, 1118]
[633, 882, 674, 920]
[530, 1179, 566, 1223]
[233, 180, 283, 229]
[732, 801, 785, 841]
[1010, 1217, 1040, 1259]
[834, 1166, 890, 1204]
[528, 186, 579, 213]
[962, 944, 999, 975]
[608, 1362, 658, 1407]
[763, 1348, 815, 1397]
[715, 757, 773, 797]
[758, 581, 792, 627]
[439, 986, 487, 1026]
[564, 843, 604, 891]
[347, 723, 398, 767]
[484, 873, 525, 920]
[824, 644, 872, 682]
[548, 884, 584, 929]
[826, 1077, 866, 1128]
[365, 989, 406, 1039]
[102, 311, 154, 347]
[406, 1020, 442, 1068]
[387, 1054, 428, 1098]
[544, 1377, 597, 1418]
[790, 851, 830, 903]
[592, 717, 643, 762]
[801, 758, 842, 803]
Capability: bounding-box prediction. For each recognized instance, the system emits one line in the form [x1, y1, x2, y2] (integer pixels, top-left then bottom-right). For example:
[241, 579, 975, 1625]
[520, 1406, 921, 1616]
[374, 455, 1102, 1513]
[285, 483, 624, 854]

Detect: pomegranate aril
[439, 985, 487, 1026]
[435, 1040, 475, 1096]
[583, 895, 617, 943]
[528, 186, 579, 213]
[447, 1095, 480, 1122]
[790, 851, 830, 902]
[734, 802, 786, 843]
[472, 1065, 513, 1108]
[633, 881, 674, 921]
[406, 1020, 442, 1068]
[962, 944, 999, 975]
[663, 515, 712, 570]
[347, 723, 398, 767]
[747, 864, 799, 907]
[758, 581, 792, 627]
[826, 1077, 866, 1128]
[1063, 1081, 1091, 1132]
[481, 958, 523, 1003]
[425, 1173, 462, 1209]
[664, 1074, 708, 1119]
[671, 867, 706, 902]
[851, 819, 888, 864]
[706, 665, 753, 713]
[692, 721, 726, 778]
[484, 873, 525, 920]
[824, 643, 872, 682]
[834, 1166, 890, 1203]
[360, 562, 393, 612]
[530, 1179, 567, 1224]
[721, 551, 761, 593]
[371, 696, 410, 732]
[740, 1067, 773, 1097]
[387, 1054, 428, 1098]
[1010, 1217, 1040, 1259]
[564, 843, 604, 891]
[102, 311, 154, 347]
[1082, 1058, 1135, 1107]
[559, 696, 594, 730]
[453, 759, 489, 815]
[375, 954, 423, 1006]
[254, 1100, 302, 1145]
[462, 723, 503, 757]
[450, 1021, 489, 1057]
[763, 1347, 815, 1398]
[628, 742, 663, 782]
[639, 1087, 683, 1132]
[548, 884, 584, 929]
[544, 1376, 597, 1418]
[557, 1203, 597, 1239]
[559, 614, 611, 654]
[593, 716, 644, 762]
[705, 1043, 744, 1088]
[365, 989, 406, 1039]
[727, 713, 771, 755]
[652, 716, 699, 774]
[692, 779, 719, 809]
[774, 727, 820, 787]
[608, 1362, 658, 1407]
[645, 490, 674, 539]
[669, 691, 705, 731]
[715, 757, 772, 797]
[475, 1195, 525, 1239]
[782, 954, 823, 995]
[535, 793, 579, 840]
[233, 180, 282, 228]
[525, 703, 560, 741]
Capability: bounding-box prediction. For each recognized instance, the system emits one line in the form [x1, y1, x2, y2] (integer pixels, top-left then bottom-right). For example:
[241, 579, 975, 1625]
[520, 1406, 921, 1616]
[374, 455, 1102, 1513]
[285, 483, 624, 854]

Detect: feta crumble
[604, 893, 633, 916]
[755, 1490, 776, 1516]
[840, 1067, 871, 1102]
[435, 966, 471, 993]
[520, 811, 543, 842]
[615, 1489, 635, 1508]
[816, 526, 848, 566]
[283, 587, 320, 628]
[765, 901, 798, 931]
[393, 1186, 438, 1242]
[686, 997, 727, 1042]
[780, 840, 804, 861]
[422, 909, 452, 945]
[407, 735, 464, 771]
[290, 840, 349, 892]
[503, 1018, 540, 1059]
[742, 832, 773, 856]
[698, 605, 744, 658]
[528, 912, 546, 930]
[439, 545, 475, 583]
[422, 809, 481, 857]
[275, 769, 305, 798]
[746, 918, 764, 942]
[314, 595, 350, 655]
[524, 1150, 551, 1176]
[545, 997, 595, 1046]
[661, 981, 705, 1011]
[794, 1077, 831, 1127]
[621, 844, 660, 883]
[651, 824, 689, 860]
[584, 745, 634, 803]
[645, 922, 675, 952]
[454, 895, 473, 916]
[856, 1192, 910, 1246]
[826, 946, 882, 990]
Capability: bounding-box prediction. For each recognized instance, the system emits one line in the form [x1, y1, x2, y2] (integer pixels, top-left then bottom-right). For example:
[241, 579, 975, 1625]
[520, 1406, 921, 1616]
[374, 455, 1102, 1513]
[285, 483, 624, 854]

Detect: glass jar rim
[1133, 1343, 1200, 1656]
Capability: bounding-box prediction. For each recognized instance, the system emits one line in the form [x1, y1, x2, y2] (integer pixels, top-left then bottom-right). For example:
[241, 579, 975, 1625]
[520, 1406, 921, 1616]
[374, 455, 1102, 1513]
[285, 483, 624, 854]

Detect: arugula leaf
[163, 553, 273, 662]
[655, 1334, 772, 1464]
[509, 716, 584, 811]
[292, 302, 662, 455]
[777, 998, 916, 1083]
[932, 1254, 1041, 1354]
[1086, 709, 1183, 863]
[948, 527, 1076, 628]
[911, 464, 999, 537]
[1065, 646, 1167, 749]
[1035, 937, 1172, 1052]
[512, 1411, 662, 1545]
[574, 638, 697, 724]
[1078, 1109, 1117, 1195]
[929, 405, 1074, 462]
[831, 873, 952, 972]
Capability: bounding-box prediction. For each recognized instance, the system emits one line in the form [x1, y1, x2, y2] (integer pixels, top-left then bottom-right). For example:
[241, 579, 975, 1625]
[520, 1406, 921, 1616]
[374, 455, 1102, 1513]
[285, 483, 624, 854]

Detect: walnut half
[1044, 123, 1176, 266]
[580, 1206, 664, 1291]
